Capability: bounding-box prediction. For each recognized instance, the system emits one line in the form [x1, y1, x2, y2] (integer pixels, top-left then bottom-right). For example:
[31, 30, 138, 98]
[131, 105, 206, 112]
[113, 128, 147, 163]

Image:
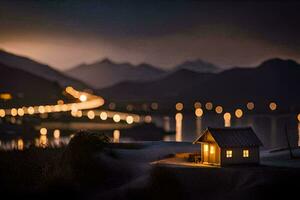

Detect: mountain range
[65, 58, 221, 89]
[0, 63, 65, 107]
[97, 58, 300, 112]
[0, 49, 89, 89]
[1, 49, 299, 112]
[65, 59, 166, 89]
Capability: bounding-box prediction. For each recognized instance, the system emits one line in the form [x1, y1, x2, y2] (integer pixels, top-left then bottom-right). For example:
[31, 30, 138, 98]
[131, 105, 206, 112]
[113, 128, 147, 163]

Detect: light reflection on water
[154, 113, 300, 149]
[0, 136, 71, 151]
[1, 113, 299, 150]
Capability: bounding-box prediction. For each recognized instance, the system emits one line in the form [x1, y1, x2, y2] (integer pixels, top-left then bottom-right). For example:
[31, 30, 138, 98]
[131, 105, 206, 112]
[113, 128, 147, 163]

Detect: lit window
[226, 150, 232, 158]
[243, 150, 249, 157]
[210, 146, 215, 154]
[204, 144, 209, 152]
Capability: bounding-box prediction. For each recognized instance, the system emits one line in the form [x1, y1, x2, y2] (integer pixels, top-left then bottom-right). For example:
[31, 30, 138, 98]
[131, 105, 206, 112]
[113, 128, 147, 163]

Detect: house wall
[200, 142, 221, 165]
[220, 147, 260, 166]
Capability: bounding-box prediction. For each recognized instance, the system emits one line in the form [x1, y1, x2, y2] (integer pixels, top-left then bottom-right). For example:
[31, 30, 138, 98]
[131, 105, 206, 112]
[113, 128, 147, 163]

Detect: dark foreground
[0, 134, 300, 200]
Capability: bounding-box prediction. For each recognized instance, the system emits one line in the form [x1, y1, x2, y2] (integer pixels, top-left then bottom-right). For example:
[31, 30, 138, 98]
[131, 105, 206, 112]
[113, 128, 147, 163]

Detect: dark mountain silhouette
[173, 59, 221, 73]
[97, 58, 300, 112]
[65, 58, 165, 89]
[97, 69, 214, 101]
[0, 63, 64, 107]
[0, 49, 89, 89]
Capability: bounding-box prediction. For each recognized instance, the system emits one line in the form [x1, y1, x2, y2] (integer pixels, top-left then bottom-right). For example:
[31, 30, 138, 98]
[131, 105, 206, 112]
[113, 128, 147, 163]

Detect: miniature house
[193, 127, 263, 166]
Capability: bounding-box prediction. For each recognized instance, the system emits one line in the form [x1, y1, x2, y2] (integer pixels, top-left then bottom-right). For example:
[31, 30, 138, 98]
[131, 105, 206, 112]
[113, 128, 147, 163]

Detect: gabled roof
[193, 127, 263, 148]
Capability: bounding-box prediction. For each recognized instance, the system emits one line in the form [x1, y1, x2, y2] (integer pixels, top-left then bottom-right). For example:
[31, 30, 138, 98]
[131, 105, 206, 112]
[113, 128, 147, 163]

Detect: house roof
[193, 127, 263, 148]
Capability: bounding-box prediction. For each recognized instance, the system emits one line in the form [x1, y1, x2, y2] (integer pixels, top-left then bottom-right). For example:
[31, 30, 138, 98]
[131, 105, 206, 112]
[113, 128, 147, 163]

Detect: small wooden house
[193, 127, 263, 166]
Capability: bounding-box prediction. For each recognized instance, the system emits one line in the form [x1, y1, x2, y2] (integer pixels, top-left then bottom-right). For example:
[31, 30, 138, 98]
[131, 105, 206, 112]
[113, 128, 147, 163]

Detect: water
[0, 113, 299, 150]
[153, 113, 300, 149]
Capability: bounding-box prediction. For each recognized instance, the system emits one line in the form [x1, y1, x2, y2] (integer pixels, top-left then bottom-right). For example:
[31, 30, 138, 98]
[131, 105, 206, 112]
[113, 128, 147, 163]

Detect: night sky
[0, 0, 300, 70]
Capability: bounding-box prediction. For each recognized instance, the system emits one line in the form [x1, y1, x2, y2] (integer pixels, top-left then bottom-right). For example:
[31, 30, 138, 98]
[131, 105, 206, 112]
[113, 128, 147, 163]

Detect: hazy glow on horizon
[1, 1, 300, 70]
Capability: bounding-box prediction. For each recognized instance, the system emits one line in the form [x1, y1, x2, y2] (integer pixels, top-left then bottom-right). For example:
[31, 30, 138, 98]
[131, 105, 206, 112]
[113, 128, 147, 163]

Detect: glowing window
[243, 150, 249, 158]
[226, 150, 232, 158]
[210, 146, 215, 154]
[204, 144, 209, 152]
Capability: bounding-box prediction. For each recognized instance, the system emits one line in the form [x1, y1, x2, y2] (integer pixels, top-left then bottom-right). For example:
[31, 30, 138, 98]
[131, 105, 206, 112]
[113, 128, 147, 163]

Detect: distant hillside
[65, 58, 220, 89]
[97, 58, 300, 112]
[97, 69, 213, 101]
[0, 63, 65, 107]
[0, 49, 89, 89]
[173, 59, 221, 73]
[65, 58, 165, 89]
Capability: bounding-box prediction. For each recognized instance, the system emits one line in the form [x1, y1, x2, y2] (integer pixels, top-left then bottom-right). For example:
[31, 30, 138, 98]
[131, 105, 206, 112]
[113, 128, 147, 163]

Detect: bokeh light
[269, 102, 277, 111]
[195, 108, 203, 117]
[175, 102, 184, 111]
[205, 102, 213, 110]
[246, 102, 255, 110]
[100, 112, 108, 120]
[235, 109, 243, 118]
[113, 114, 121, 122]
[215, 106, 223, 114]
[40, 127, 47, 135]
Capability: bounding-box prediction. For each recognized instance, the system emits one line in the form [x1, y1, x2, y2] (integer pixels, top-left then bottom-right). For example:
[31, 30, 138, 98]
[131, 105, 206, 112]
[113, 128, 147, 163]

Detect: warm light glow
[223, 112, 231, 127]
[40, 127, 47, 135]
[175, 113, 183, 121]
[79, 94, 87, 102]
[175, 102, 184, 111]
[100, 112, 108, 120]
[87, 110, 95, 119]
[215, 106, 223, 114]
[247, 102, 255, 110]
[243, 149, 249, 157]
[0, 93, 12, 100]
[57, 100, 64, 105]
[65, 86, 74, 93]
[113, 130, 120, 143]
[194, 102, 202, 109]
[39, 135, 47, 147]
[0, 109, 5, 117]
[11, 108, 17, 116]
[113, 114, 121, 122]
[76, 110, 83, 117]
[71, 109, 77, 117]
[17, 139, 24, 151]
[144, 115, 152, 123]
[126, 116, 134, 124]
[205, 102, 213, 110]
[17, 108, 25, 116]
[210, 146, 215, 154]
[38, 106, 45, 114]
[151, 102, 158, 110]
[224, 112, 231, 120]
[195, 108, 203, 117]
[235, 109, 243, 118]
[53, 129, 60, 139]
[204, 144, 209, 152]
[226, 150, 232, 158]
[298, 114, 300, 122]
[269, 102, 277, 111]
[27, 106, 35, 115]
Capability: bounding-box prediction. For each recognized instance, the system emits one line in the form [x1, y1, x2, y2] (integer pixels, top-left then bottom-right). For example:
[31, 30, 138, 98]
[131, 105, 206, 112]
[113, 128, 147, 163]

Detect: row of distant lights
[108, 102, 159, 112]
[71, 109, 151, 124]
[175, 101, 300, 122]
[0, 87, 103, 118]
[40, 128, 61, 138]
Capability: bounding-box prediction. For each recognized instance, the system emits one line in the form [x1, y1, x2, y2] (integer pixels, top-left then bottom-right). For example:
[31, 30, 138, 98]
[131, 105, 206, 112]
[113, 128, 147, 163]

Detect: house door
[203, 144, 209, 163]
